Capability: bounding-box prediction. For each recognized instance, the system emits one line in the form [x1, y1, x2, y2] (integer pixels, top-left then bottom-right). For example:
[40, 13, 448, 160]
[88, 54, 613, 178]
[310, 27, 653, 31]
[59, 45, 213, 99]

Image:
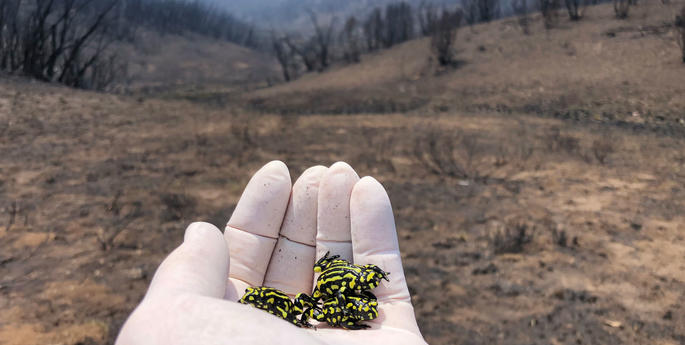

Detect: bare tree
[363, 7, 384, 51]
[55, 1, 121, 89]
[283, 35, 318, 72]
[539, 0, 561, 29]
[614, 0, 630, 19]
[0, 0, 123, 90]
[2, 0, 267, 89]
[461, 0, 499, 24]
[97, 191, 143, 251]
[0, 0, 23, 71]
[271, 32, 297, 82]
[383, 2, 414, 47]
[478, 0, 500, 22]
[512, 0, 530, 34]
[122, 0, 261, 48]
[462, 0, 480, 25]
[418, 1, 439, 36]
[340, 16, 361, 63]
[565, 0, 584, 20]
[308, 10, 335, 71]
[677, 6, 685, 63]
[431, 8, 463, 66]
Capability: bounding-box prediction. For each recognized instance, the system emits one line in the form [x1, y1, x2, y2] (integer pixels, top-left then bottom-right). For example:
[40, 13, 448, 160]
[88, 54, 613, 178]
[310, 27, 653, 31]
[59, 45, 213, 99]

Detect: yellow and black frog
[312, 252, 390, 301]
[299, 291, 379, 330]
[238, 286, 314, 328]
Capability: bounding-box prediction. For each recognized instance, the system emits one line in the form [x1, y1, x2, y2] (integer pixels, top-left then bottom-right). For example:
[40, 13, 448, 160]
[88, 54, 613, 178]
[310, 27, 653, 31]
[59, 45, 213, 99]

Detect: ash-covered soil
[1, 78, 684, 345]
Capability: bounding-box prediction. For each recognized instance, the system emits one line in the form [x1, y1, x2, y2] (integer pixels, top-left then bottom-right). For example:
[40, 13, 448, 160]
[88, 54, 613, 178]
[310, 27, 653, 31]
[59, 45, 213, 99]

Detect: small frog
[300, 291, 379, 330]
[238, 286, 313, 328]
[312, 252, 390, 301]
[341, 291, 379, 322]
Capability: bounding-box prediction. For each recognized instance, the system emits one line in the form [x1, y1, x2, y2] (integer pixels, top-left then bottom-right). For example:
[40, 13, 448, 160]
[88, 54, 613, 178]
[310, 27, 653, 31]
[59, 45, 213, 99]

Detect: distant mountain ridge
[216, 0, 460, 27]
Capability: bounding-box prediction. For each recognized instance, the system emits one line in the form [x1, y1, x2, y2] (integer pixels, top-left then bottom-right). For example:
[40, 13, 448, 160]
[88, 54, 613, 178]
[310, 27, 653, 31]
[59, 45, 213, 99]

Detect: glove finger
[224, 161, 291, 292]
[263, 165, 326, 295]
[351, 177, 422, 335]
[147, 222, 228, 299]
[315, 162, 359, 264]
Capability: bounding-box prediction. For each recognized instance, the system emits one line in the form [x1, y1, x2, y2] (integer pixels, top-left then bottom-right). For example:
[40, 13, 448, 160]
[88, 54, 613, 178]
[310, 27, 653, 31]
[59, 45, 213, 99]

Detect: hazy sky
[216, 0, 282, 13]
[209, 0, 287, 17]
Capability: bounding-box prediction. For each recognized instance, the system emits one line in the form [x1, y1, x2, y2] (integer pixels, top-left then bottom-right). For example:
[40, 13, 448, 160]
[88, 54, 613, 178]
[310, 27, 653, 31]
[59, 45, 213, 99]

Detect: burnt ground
[1, 76, 684, 344]
[2, 2, 685, 343]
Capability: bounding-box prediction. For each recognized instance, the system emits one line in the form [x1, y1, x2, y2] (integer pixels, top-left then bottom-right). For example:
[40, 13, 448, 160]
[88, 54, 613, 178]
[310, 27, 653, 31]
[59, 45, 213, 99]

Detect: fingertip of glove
[353, 176, 384, 197]
[184, 222, 223, 244]
[263, 160, 289, 175]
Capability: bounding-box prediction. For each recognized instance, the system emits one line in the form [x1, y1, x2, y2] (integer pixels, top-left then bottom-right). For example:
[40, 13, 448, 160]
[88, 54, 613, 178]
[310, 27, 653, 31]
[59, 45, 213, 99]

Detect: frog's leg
[323, 306, 343, 328]
[357, 301, 379, 321]
[294, 293, 316, 314]
[362, 264, 390, 280]
[341, 322, 371, 330]
[294, 294, 320, 328]
[319, 252, 341, 263]
[339, 314, 370, 330]
[311, 287, 324, 303]
[360, 290, 377, 301]
[360, 265, 390, 290]
[291, 313, 315, 328]
[308, 296, 344, 328]
[301, 305, 326, 326]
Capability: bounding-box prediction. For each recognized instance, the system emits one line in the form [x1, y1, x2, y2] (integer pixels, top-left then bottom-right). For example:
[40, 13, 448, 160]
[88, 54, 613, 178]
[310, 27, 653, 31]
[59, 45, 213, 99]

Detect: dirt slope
[248, 1, 685, 128]
[2, 73, 685, 344]
[119, 32, 280, 93]
[2, 2, 685, 344]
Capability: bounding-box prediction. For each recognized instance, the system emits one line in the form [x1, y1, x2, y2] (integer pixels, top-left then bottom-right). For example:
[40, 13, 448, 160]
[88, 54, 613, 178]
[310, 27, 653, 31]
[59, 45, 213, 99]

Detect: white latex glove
[116, 161, 427, 345]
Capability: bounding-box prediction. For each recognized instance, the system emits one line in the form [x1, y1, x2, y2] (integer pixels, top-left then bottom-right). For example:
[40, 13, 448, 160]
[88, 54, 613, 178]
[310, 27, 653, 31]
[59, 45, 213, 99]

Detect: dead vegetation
[3, 2, 685, 345]
[0, 0, 121, 90]
[2, 78, 685, 345]
[614, 0, 631, 19]
[540, 0, 561, 29]
[252, 1, 685, 124]
[430, 8, 463, 67]
[512, 0, 531, 34]
[341, 16, 362, 64]
[408, 122, 622, 185]
[551, 223, 570, 247]
[591, 135, 616, 165]
[491, 222, 535, 254]
[1, 200, 29, 232]
[160, 192, 196, 223]
[96, 191, 143, 251]
[545, 126, 581, 155]
[121, 0, 259, 48]
[4, 201, 17, 232]
[412, 127, 481, 180]
[462, 0, 501, 23]
[677, 5, 685, 63]
[565, 0, 585, 20]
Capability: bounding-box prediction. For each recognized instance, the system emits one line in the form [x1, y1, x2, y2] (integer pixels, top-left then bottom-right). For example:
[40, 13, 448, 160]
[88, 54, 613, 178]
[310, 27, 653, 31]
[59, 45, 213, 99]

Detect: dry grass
[677, 5, 685, 62]
[246, 2, 685, 127]
[491, 222, 535, 254]
[2, 80, 685, 344]
[2, 3, 685, 344]
[119, 31, 280, 94]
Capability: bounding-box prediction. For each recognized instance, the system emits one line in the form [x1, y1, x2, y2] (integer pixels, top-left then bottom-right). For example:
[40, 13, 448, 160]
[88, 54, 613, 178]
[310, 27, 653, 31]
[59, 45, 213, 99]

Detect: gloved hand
[116, 161, 427, 345]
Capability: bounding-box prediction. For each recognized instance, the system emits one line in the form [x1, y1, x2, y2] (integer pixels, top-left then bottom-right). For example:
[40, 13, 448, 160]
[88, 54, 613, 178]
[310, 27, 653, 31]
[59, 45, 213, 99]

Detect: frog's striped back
[316, 266, 364, 294]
